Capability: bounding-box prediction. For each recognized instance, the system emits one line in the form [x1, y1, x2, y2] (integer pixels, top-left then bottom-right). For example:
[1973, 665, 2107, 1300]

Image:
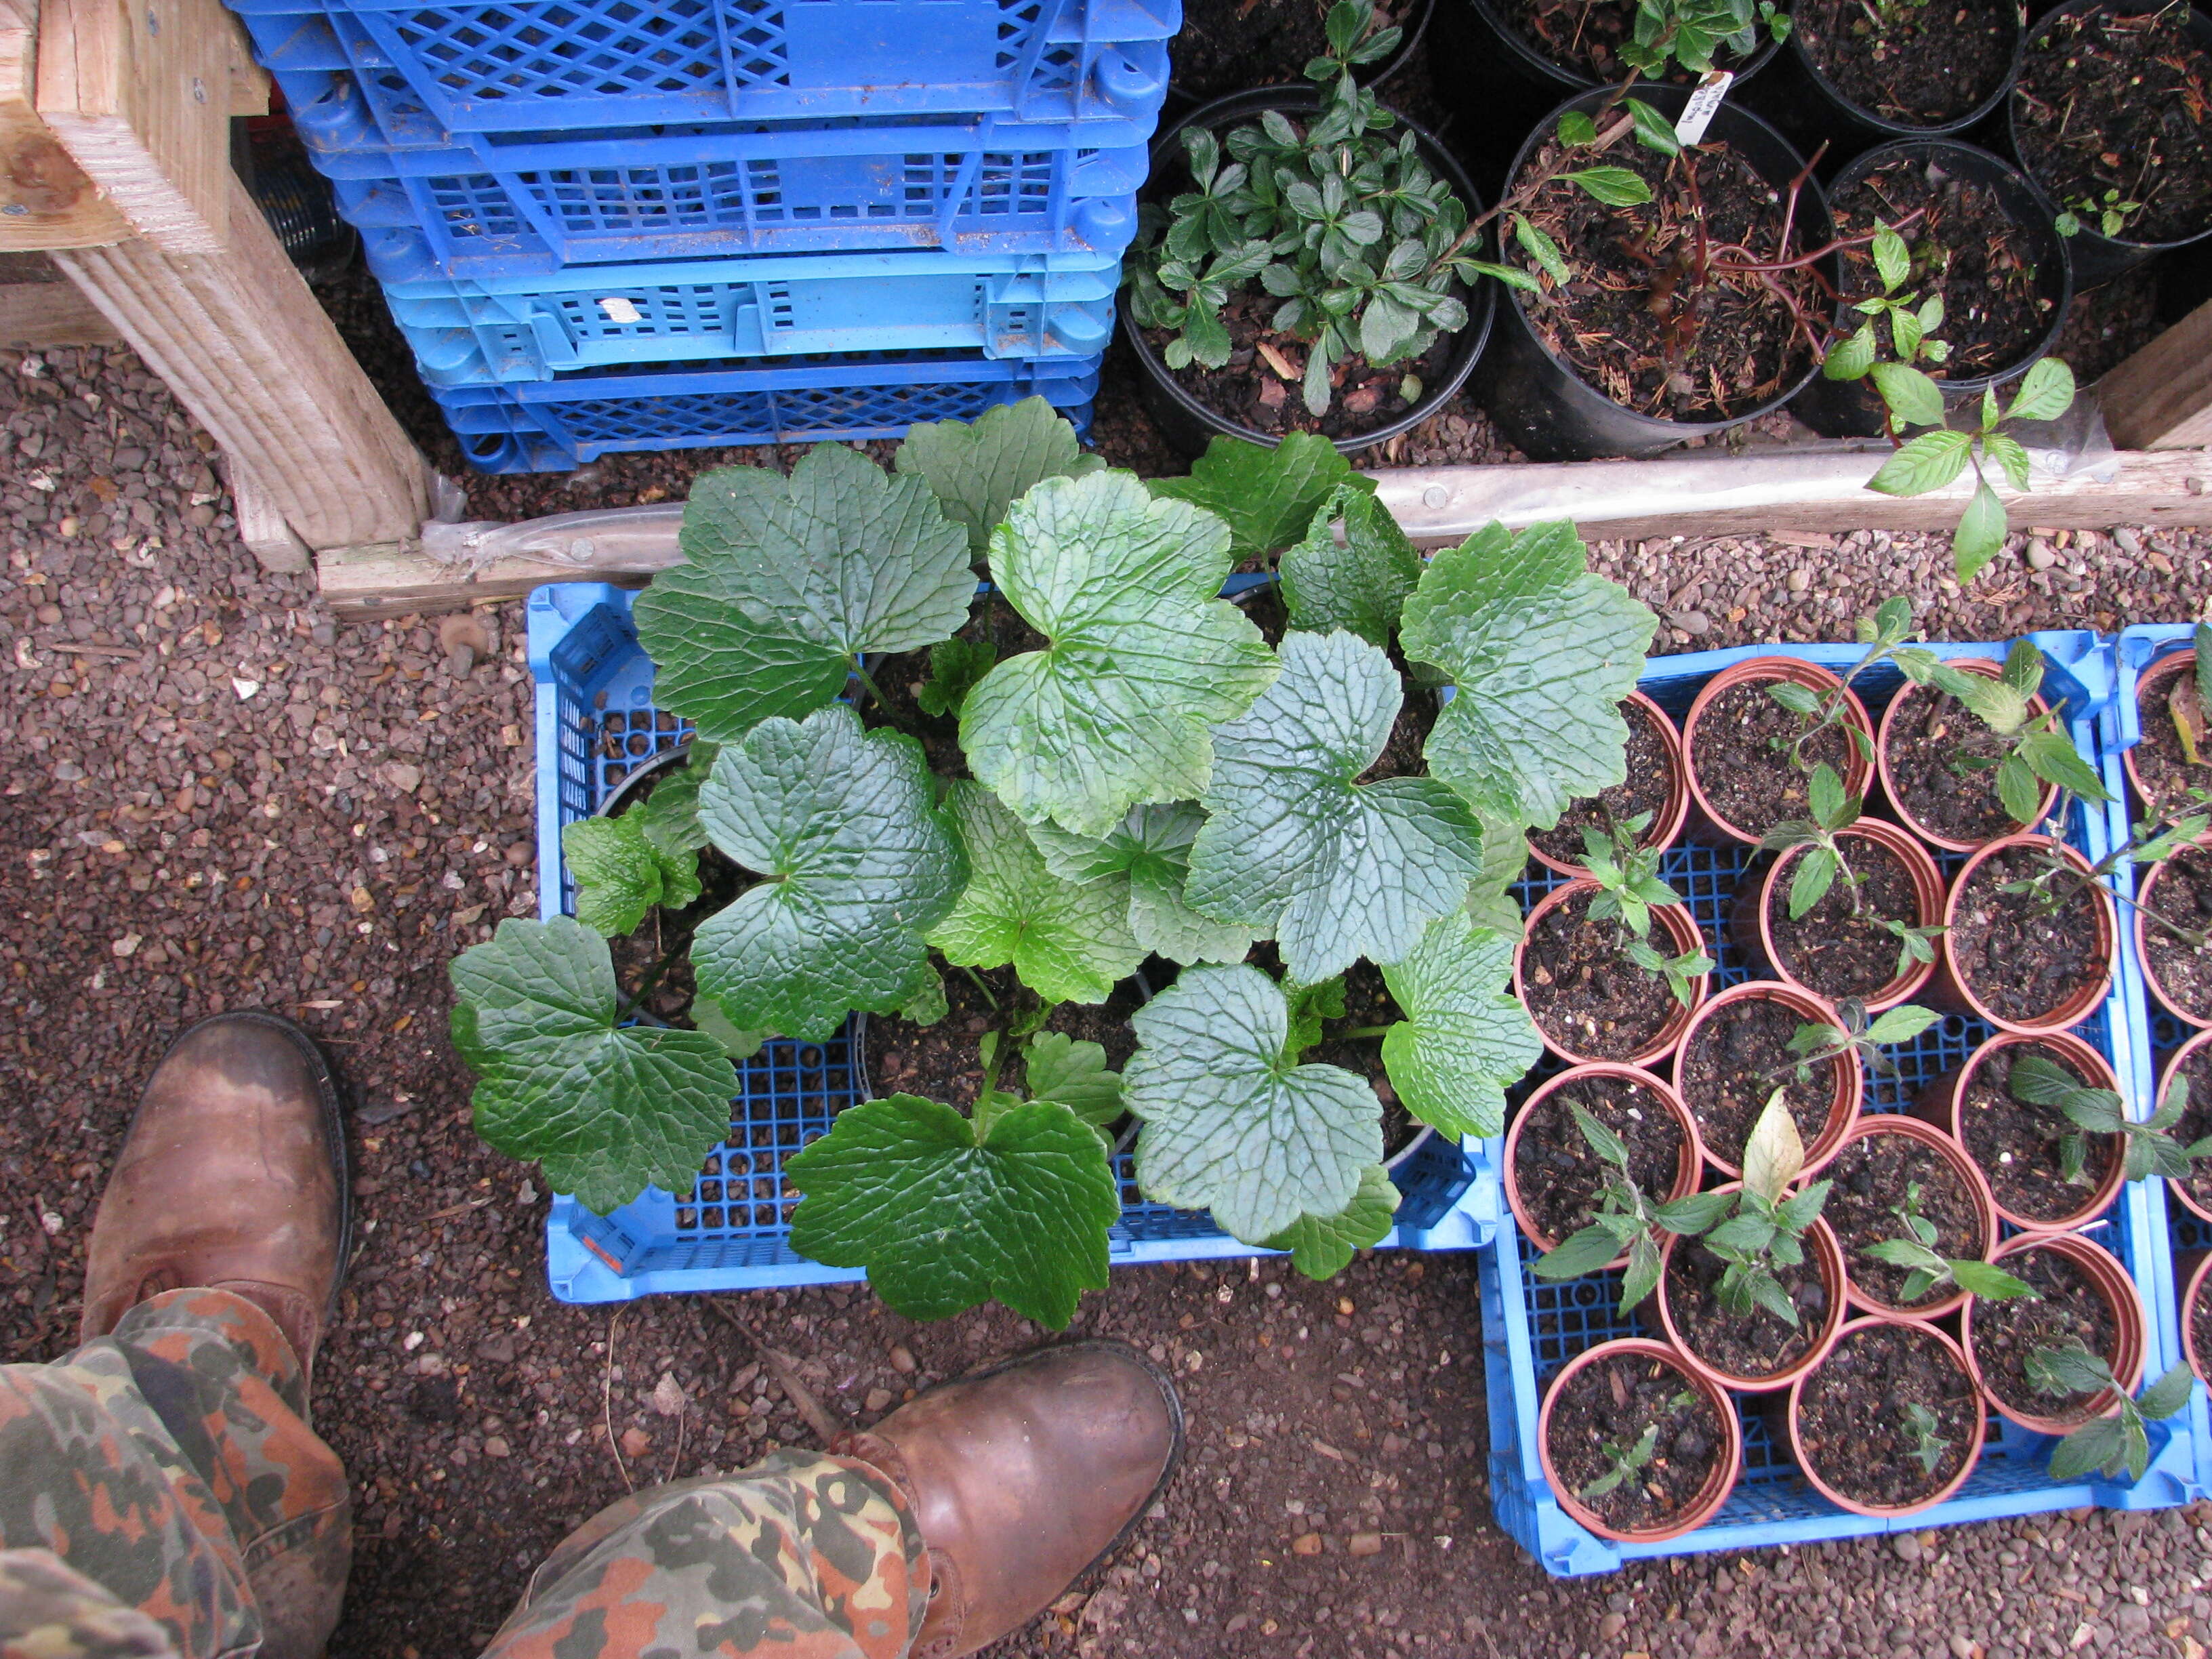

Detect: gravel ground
[4, 311, 2212, 1658]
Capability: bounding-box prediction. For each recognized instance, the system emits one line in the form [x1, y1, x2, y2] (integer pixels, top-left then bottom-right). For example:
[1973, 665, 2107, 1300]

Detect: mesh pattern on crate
[395, 1, 790, 102]
[527, 377, 1023, 445]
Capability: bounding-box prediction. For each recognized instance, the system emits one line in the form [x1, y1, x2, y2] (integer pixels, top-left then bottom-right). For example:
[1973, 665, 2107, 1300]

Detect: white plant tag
[598, 295, 644, 324]
[1673, 69, 1734, 147]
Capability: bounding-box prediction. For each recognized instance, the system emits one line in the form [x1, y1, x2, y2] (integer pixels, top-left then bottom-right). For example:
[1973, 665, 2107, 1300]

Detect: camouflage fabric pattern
[481, 1453, 928, 1659]
[0, 1287, 349, 1659]
[0, 1549, 178, 1657]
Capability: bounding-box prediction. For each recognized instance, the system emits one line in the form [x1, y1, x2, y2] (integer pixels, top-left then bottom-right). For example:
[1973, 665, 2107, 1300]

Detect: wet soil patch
[1883, 678, 2034, 843]
[1523, 886, 1680, 1061]
[1677, 994, 1838, 1170]
[1954, 1039, 2120, 1223]
[1765, 834, 1925, 1004]
[1690, 678, 1856, 840]
[1947, 844, 2108, 1025]
[1509, 134, 1822, 422]
[1822, 1130, 1983, 1310]
[1494, 0, 1761, 81]
[1513, 1071, 1686, 1246]
[2013, 2, 2212, 249]
[2163, 1041, 2212, 1219]
[1967, 1244, 2121, 1420]
[1793, 0, 2018, 124]
[1795, 1321, 1976, 1509]
[1664, 1233, 1830, 1380]
[2131, 655, 2212, 820]
[1546, 1348, 1727, 1532]
[1529, 697, 1678, 868]
[2142, 844, 2212, 1023]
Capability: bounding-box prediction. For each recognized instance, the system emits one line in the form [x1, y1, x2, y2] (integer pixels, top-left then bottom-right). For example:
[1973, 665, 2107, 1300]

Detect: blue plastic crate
[377, 246, 1120, 384]
[1485, 635, 2199, 1577]
[231, 0, 1175, 139]
[527, 581, 1496, 1303]
[430, 348, 1099, 470]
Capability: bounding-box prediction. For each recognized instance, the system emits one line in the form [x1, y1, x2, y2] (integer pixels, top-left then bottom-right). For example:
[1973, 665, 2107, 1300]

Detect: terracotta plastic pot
[2158, 1027, 2212, 1226]
[1514, 880, 1711, 1068]
[1681, 658, 1875, 846]
[1538, 1337, 1744, 1543]
[1934, 833, 2115, 1033]
[1912, 1028, 2127, 1234]
[2133, 838, 2212, 1029]
[1784, 1315, 1988, 1518]
[1826, 1113, 1999, 1322]
[1732, 817, 1945, 1012]
[1961, 1231, 2146, 1436]
[2182, 1250, 2212, 1385]
[1876, 657, 2059, 851]
[1505, 1064, 1704, 1259]
[1526, 691, 1689, 878]
[2123, 650, 2209, 815]
[1656, 1198, 1850, 1393]
[1675, 981, 1865, 1181]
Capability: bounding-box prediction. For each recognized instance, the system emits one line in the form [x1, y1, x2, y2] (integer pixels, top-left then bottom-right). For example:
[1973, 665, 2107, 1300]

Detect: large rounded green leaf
[1378, 909, 1543, 1139]
[1147, 431, 1378, 560]
[1262, 1164, 1401, 1279]
[1278, 485, 1420, 647]
[1027, 802, 1256, 966]
[894, 396, 1105, 554]
[692, 706, 965, 1042]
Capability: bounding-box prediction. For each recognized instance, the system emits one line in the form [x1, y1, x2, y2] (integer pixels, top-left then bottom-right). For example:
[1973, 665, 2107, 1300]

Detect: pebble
[481, 1436, 510, 1458]
[1599, 1612, 1628, 1639]
[889, 1345, 916, 1374]
[619, 1427, 652, 1458]
[1347, 1532, 1382, 1557]
[1668, 609, 1712, 636]
[1893, 1532, 1924, 1563]
[2114, 528, 2141, 556]
[1787, 568, 1811, 594]
[864, 1387, 895, 1412]
[1290, 1532, 1322, 1555]
[2028, 541, 2058, 571]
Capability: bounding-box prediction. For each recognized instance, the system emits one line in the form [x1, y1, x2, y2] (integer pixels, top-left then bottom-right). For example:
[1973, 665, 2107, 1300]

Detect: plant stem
[958, 964, 1002, 1011]
[849, 659, 898, 716]
[615, 943, 690, 1023]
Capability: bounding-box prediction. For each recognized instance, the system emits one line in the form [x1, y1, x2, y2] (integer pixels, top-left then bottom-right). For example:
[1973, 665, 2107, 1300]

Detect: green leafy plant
[1906, 638, 2110, 827]
[1618, 0, 1791, 75]
[1580, 811, 1683, 939]
[445, 416, 1651, 1329]
[2009, 1059, 2212, 1187]
[2030, 1345, 2194, 1482]
[1900, 1402, 1950, 1477]
[1698, 1089, 1833, 1328]
[1782, 1000, 1942, 1082]
[1532, 1101, 1733, 1311]
[1759, 762, 1865, 918]
[1578, 1420, 1662, 1500]
[1623, 935, 1715, 1008]
[2161, 623, 2212, 766]
[1764, 596, 1929, 773]
[1820, 219, 1950, 386]
[2055, 188, 2144, 241]
[1857, 1179, 2036, 1304]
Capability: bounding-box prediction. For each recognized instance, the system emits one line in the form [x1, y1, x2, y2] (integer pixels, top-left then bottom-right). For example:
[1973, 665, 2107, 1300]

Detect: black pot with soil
[2004, 0, 2212, 287]
[1127, 87, 1496, 456]
[1167, 0, 1433, 106]
[1478, 84, 1837, 462]
[1791, 140, 2071, 438]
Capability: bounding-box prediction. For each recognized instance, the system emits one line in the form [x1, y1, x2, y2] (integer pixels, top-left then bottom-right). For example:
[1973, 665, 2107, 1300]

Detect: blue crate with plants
[1484, 626, 2201, 1577]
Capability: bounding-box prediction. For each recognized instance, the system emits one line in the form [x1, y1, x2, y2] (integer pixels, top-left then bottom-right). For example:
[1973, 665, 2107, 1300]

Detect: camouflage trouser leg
[0, 1287, 351, 1659]
[480, 1453, 930, 1659]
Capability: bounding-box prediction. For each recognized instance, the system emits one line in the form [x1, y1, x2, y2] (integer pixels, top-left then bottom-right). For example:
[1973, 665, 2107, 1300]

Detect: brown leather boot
[81, 1012, 350, 1383]
[836, 1340, 1183, 1659]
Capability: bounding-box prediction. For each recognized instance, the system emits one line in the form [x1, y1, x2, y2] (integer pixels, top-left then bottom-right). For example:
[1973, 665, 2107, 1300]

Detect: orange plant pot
[1960, 1231, 2146, 1437]
[1538, 1338, 1743, 1543]
[1876, 656, 2057, 851]
[1505, 1063, 1704, 1261]
[1784, 1314, 1987, 1517]
[1674, 979, 1864, 1181]
[1681, 657, 1873, 846]
[1732, 816, 1945, 1012]
[1933, 833, 2114, 1035]
[1824, 1113, 1999, 1322]
[1911, 1028, 2127, 1235]
[1514, 880, 1711, 1069]
[1655, 1202, 1849, 1394]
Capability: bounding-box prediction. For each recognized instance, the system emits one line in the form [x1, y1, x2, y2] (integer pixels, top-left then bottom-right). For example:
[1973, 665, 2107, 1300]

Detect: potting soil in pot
[869, 962, 1145, 1112]
[1528, 697, 1676, 867]
[1765, 836, 1924, 1003]
[1967, 1245, 2121, 1418]
[1513, 1070, 1685, 1244]
[1523, 886, 1681, 1060]
[1545, 1348, 1727, 1532]
[1665, 1236, 1829, 1379]
[2131, 656, 2212, 816]
[1794, 1321, 1977, 1508]
[2165, 1043, 2212, 1216]
[1168, 0, 1413, 98]
[1792, 0, 2018, 125]
[1955, 1039, 2120, 1222]
[1822, 1130, 1982, 1310]
[1947, 844, 2106, 1025]
[2142, 844, 2212, 1021]
[1690, 680, 1856, 839]
[2014, 2, 2212, 249]
[1884, 677, 2032, 844]
[1679, 994, 1834, 1168]
[2194, 1268, 2212, 1380]
[1492, 0, 1761, 81]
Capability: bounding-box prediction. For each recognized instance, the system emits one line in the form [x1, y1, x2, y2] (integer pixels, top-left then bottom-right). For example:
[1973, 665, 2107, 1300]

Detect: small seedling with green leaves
[1821, 219, 1950, 392]
[1580, 811, 1685, 939]
[2030, 1345, 2194, 1482]
[1698, 1090, 1834, 1328]
[1997, 792, 2211, 935]
[1765, 598, 1936, 774]
[1906, 637, 2112, 827]
[1782, 1000, 1942, 1083]
[1575, 1388, 1702, 1500]
[1760, 762, 1866, 918]
[2009, 1059, 2212, 1186]
[1624, 935, 1715, 1008]
[1532, 1102, 1734, 1312]
[1620, 0, 1791, 75]
[2055, 188, 2145, 241]
[1900, 1401, 1951, 1478]
[1858, 1179, 2037, 1304]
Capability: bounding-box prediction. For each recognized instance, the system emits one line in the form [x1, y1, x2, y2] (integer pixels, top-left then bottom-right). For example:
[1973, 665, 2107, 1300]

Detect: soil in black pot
[1954, 1039, 2121, 1222]
[1513, 1070, 1685, 1246]
[1947, 844, 2108, 1025]
[1507, 131, 1822, 422]
[1795, 1321, 1977, 1508]
[2013, 2, 2212, 249]
[1494, 0, 1763, 81]
[1523, 886, 1682, 1060]
[1664, 1234, 1830, 1380]
[2131, 656, 2212, 819]
[869, 962, 1149, 1113]
[1828, 154, 2053, 378]
[1883, 677, 2031, 843]
[1967, 1244, 2121, 1419]
[1546, 1348, 1727, 1532]
[1823, 1130, 1983, 1310]
[1691, 678, 1856, 840]
[2142, 844, 2212, 1022]
[1169, 0, 1413, 100]
[1765, 835, 1926, 1003]
[1793, 0, 2018, 124]
[1528, 697, 1677, 867]
[1678, 993, 1840, 1169]
[2164, 1042, 2212, 1218]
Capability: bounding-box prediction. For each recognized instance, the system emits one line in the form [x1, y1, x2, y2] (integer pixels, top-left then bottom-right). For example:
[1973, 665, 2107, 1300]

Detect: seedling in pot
[1532, 1102, 1734, 1313]
[1820, 218, 1951, 392]
[1908, 637, 2111, 827]
[1700, 1089, 1834, 1328]
[2055, 188, 2144, 241]
[1572, 813, 1713, 1006]
[1761, 762, 1866, 918]
[1858, 1179, 2037, 1305]
[1998, 789, 2211, 934]
[1624, 936, 1716, 1008]
[1765, 597, 1936, 774]
[1900, 1401, 1951, 1478]
[1781, 1000, 1942, 1084]
[2030, 1344, 2194, 1483]
[1576, 1389, 1700, 1499]
[2009, 1059, 2212, 1187]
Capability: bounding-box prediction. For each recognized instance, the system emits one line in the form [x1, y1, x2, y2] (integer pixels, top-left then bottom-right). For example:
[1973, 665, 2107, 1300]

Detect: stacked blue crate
[223, 0, 1174, 467]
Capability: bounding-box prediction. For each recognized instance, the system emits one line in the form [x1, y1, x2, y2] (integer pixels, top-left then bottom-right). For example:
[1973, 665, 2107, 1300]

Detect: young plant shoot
[1784, 1000, 1942, 1083]
[1700, 1089, 1833, 1329]
[1581, 814, 1713, 1006]
[1531, 1103, 1733, 1312]
[1761, 762, 1864, 918]
[1900, 1401, 1951, 1478]
[1856, 1179, 2036, 1304]
[2009, 1059, 2212, 1187]
[1765, 596, 1931, 773]
[2030, 1345, 2195, 1483]
[1910, 637, 2110, 827]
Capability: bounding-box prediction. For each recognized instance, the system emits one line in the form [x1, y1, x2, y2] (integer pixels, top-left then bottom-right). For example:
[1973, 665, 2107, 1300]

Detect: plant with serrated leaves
[1902, 637, 2112, 830]
[1820, 218, 1950, 394]
[1899, 1401, 1950, 1478]
[1623, 935, 1715, 1010]
[1759, 762, 1866, 919]
[1580, 811, 1685, 940]
[1698, 1090, 1833, 1328]
[1619, 0, 1791, 76]
[2010, 1059, 2212, 1187]
[1764, 596, 1927, 775]
[1996, 789, 2211, 935]
[2055, 188, 2144, 241]
[1782, 1000, 1941, 1084]
[1858, 1179, 2037, 1305]
[1532, 1102, 1733, 1312]
[2030, 1345, 2194, 1483]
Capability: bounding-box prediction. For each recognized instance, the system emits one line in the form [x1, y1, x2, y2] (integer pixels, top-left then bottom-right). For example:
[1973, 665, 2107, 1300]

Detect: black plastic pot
[2003, 0, 2212, 289]
[1477, 83, 1835, 461]
[1791, 139, 2071, 438]
[1166, 0, 1435, 108]
[1426, 0, 1786, 195]
[1740, 1, 2025, 171]
[1126, 86, 1496, 457]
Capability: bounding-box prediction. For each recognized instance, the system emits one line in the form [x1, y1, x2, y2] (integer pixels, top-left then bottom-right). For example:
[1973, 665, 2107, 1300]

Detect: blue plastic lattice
[1486, 635, 2198, 1578]
[231, 0, 1176, 138]
[527, 582, 1496, 1303]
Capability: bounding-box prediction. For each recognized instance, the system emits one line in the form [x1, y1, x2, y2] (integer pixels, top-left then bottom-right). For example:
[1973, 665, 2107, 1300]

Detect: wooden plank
[0, 3, 130, 250]
[0, 274, 117, 342]
[226, 459, 310, 574]
[54, 173, 434, 548]
[2098, 300, 2212, 451]
[35, 0, 236, 252]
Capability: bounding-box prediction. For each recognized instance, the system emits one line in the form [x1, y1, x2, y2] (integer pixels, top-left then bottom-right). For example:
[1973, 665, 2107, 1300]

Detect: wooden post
[1, 0, 131, 249]
[2098, 299, 2212, 452]
[227, 459, 313, 575]
[0, 272, 119, 343]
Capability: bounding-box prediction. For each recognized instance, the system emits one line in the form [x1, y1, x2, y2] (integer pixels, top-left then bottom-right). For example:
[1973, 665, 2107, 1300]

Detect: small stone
[310, 621, 336, 647]
[1949, 1637, 1977, 1659]
[620, 1427, 653, 1458]
[1599, 1612, 1628, 1640]
[383, 762, 423, 794]
[1290, 1532, 1323, 1556]
[1347, 1532, 1383, 1557]
[2113, 527, 2141, 556]
[1668, 609, 1711, 636]
[2027, 541, 2057, 571]
[889, 1345, 917, 1374]
[34, 602, 60, 625]
[481, 1435, 511, 1458]
[1893, 1532, 1923, 1563]
[1787, 568, 1811, 594]
[865, 1388, 895, 1412]
[650, 1373, 687, 1416]
[2115, 1605, 2151, 1635]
